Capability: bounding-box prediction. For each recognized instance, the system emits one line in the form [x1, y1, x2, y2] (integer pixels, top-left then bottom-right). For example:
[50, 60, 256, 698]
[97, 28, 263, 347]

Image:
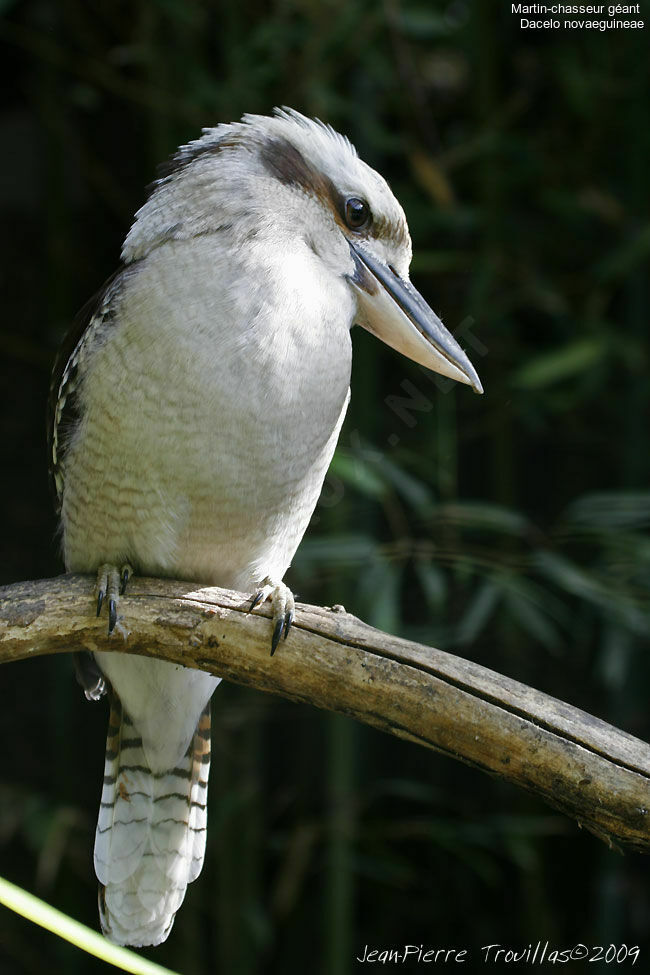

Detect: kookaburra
[48, 108, 482, 947]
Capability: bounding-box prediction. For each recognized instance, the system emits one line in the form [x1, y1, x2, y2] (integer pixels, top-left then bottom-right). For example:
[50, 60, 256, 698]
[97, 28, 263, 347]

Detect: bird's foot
[73, 651, 108, 701]
[249, 578, 295, 656]
[95, 562, 133, 636]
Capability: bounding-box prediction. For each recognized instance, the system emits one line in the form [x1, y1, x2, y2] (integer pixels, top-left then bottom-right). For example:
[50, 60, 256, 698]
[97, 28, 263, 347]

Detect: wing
[47, 267, 133, 514]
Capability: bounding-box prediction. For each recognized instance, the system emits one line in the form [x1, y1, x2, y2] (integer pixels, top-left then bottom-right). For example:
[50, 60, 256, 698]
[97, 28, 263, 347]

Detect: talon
[108, 598, 117, 635]
[249, 577, 295, 655]
[283, 609, 294, 640]
[95, 563, 133, 635]
[85, 677, 107, 702]
[271, 617, 284, 656]
[73, 651, 107, 701]
[120, 565, 131, 595]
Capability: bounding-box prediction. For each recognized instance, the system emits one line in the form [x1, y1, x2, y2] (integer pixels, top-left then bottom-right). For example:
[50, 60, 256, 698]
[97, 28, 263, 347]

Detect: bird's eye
[345, 197, 371, 231]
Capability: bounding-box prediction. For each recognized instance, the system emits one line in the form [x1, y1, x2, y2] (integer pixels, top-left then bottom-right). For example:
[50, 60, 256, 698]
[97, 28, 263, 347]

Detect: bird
[48, 108, 483, 947]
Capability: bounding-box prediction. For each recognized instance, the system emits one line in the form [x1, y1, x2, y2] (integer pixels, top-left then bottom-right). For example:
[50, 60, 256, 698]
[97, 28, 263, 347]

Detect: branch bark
[1, 573, 649, 853]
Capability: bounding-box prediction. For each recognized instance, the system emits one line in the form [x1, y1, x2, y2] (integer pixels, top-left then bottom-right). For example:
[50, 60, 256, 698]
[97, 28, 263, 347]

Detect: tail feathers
[95, 702, 153, 886]
[94, 697, 211, 946]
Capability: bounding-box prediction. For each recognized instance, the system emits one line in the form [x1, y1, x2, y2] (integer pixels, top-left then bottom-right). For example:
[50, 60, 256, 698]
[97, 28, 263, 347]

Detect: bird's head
[124, 108, 482, 393]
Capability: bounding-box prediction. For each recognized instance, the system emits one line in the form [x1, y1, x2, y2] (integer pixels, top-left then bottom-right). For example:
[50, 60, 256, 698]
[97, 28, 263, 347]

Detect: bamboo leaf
[563, 492, 650, 532]
[437, 502, 531, 536]
[503, 590, 561, 652]
[414, 559, 447, 611]
[512, 338, 608, 390]
[358, 559, 401, 632]
[533, 551, 649, 635]
[295, 533, 379, 567]
[594, 224, 650, 280]
[329, 453, 386, 499]
[455, 581, 500, 645]
[367, 452, 435, 512]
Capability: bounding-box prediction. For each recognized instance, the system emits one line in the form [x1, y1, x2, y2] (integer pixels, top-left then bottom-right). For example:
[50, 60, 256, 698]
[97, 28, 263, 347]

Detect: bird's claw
[248, 578, 295, 656]
[271, 610, 294, 656]
[73, 651, 108, 701]
[95, 562, 133, 636]
[120, 565, 131, 595]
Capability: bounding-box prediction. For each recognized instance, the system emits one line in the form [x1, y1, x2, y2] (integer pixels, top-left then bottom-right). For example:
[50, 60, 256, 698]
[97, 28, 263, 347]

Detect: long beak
[348, 242, 483, 393]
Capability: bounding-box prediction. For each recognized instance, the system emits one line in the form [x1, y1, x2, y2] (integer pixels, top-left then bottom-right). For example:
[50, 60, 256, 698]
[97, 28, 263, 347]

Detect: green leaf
[369, 452, 434, 512]
[596, 623, 635, 690]
[503, 590, 561, 652]
[594, 224, 650, 281]
[512, 338, 608, 390]
[295, 534, 379, 567]
[396, 11, 454, 38]
[414, 559, 447, 611]
[563, 492, 650, 532]
[533, 551, 649, 635]
[455, 581, 500, 645]
[329, 452, 386, 499]
[358, 559, 401, 632]
[437, 502, 531, 537]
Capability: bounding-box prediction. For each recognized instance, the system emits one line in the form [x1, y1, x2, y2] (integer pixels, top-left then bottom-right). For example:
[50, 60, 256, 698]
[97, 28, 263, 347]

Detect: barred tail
[94, 695, 210, 946]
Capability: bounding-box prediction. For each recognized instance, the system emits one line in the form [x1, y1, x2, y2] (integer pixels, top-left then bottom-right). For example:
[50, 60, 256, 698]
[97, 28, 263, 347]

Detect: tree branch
[1, 574, 649, 853]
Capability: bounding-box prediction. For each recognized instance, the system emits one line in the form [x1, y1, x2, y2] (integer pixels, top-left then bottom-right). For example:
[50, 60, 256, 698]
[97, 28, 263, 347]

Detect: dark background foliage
[1, 1, 649, 972]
